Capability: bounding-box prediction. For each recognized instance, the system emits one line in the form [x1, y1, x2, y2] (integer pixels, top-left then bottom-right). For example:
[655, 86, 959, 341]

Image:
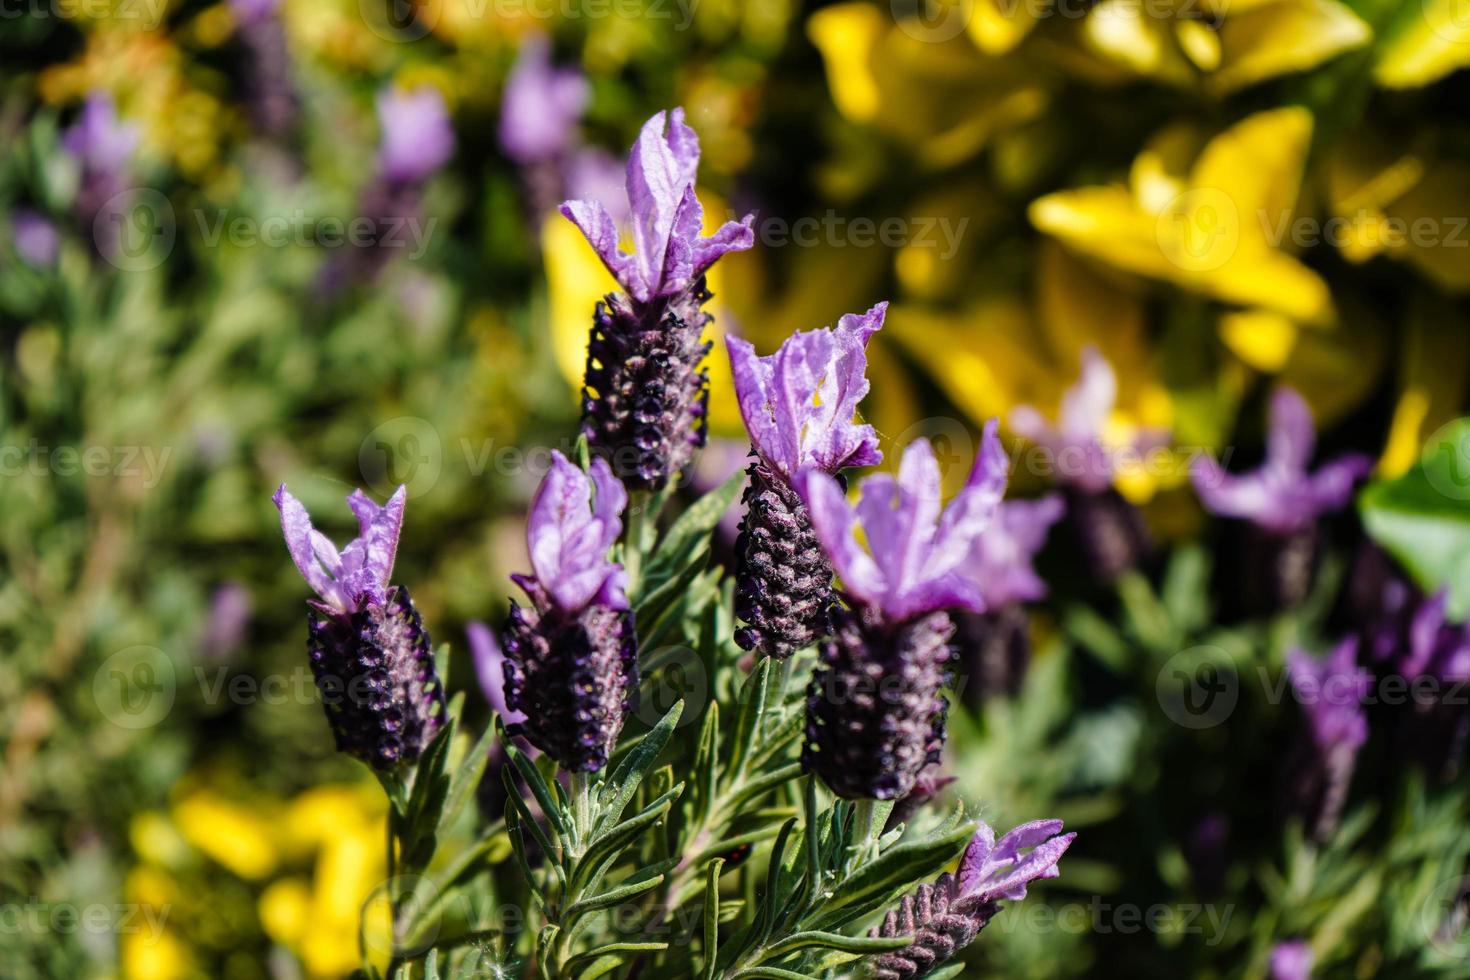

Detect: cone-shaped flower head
[563, 109, 754, 489]
[727, 303, 886, 479]
[501, 453, 637, 772]
[727, 303, 885, 658]
[498, 36, 589, 165]
[866, 819, 1075, 980]
[965, 494, 1064, 609]
[274, 485, 444, 770]
[1194, 387, 1371, 534]
[800, 427, 1008, 799]
[1270, 941, 1314, 980]
[377, 85, 455, 186]
[1285, 638, 1371, 840]
[799, 424, 1009, 624]
[561, 108, 754, 308]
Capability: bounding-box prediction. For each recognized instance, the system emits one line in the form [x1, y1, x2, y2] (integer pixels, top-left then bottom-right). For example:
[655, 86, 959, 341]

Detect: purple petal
[498, 35, 589, 165]
[957, 818, 1074, 904]
[1270, 941, 1314, 980]
[798, 468, 885, 606]
[1305, 454, 1372, 513]
[1060, 346, 1115, 441]
[727, 334, 781, 466]
[377, 86, 455, 185]
[559, 199, 636, 288]
[807, 303, 886, 472]
[339, 486, 405, 608]
[523, 451, 626, 613]
[1192, 456, 1275, 522]
[690, 213, 756, 279]
[625, 110, 688, 302]
[273, 485, 349, 611]
[1268, 387, 1317, 473]
[925, 421, 1008, 586]
[957, 821, 997, 895]
[658, 184, 703, 300]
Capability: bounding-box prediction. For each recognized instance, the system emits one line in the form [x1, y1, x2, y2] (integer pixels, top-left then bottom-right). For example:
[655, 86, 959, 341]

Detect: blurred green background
[2, 0, 1469, 977]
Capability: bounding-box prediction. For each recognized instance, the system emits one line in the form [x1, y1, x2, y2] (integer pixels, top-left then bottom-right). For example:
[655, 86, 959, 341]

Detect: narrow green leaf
[564, 870, 668, 922]
[598, 700, 684, 828]
[438, 720, 496, 838]
[729, 657, 771, 777]
[646, 470, 745, 578]
[762, 930, 911, 958]
[757, 819, 798, 946]
[574, 784, 683, 893]
[813, 823, 974, 927]
[567, 944, 669, 978]
[702, 858, 725, 980]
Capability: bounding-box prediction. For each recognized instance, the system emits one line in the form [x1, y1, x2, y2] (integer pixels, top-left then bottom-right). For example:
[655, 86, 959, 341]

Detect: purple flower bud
[798, 426, 1008, 625]
[563, 110, 754, 489]
[1283, 638, 1371, 840]
[274, 485, 445, 770]
[1194, 387, 1372, 534]
[377, 86, 455, 187]
[501, 453, 637, 772]
[867, 819, 1074, 980]
[727, 304, 886, 658]
[60, 93, 139, 230]
[1270, 940, 1314, 980]
[498, 36, 589, 165]
[11, 210, 59, 269]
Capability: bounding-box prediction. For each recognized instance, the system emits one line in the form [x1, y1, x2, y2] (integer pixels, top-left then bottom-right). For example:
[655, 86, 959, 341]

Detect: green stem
[623, 491, 654, 592]
[569, 770, 594, 847]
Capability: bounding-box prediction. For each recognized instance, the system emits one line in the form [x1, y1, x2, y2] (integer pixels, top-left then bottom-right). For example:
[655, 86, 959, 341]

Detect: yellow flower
[122, 867, 190, 980]
[171, 789, 280, 881]
[1376, 0, 1470, 88]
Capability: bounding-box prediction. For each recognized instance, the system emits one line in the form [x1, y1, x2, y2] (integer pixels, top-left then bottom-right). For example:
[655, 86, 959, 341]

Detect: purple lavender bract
[1284, 638, 1371, 841]
[866, 819, 1074, 980]
[798, 427, 1008, 799]
[727, 303, 886, 658]
[498, 36, 589, 166]
[274, 484, 445, 770]
[60, 93, 139, 234]
[561, 109, 754, 489]
[501, 453, 637, 772]
[1270, 940, 1314, 980]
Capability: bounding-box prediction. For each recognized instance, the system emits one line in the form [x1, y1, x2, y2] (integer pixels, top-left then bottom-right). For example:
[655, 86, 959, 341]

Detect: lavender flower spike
[1284, 638, 1371, 841]
[562, 109, 754, 489]
[1010, 346, 1156, 581]
[727, 303, 885, 658]
[798, 426, 1008, 799]
[498, 36, 589, 166]
[501, 452, 638, 772]
[1271, 941, 1314, 980]
[60, 93, 139, 231]
[273, 484, 445, 770]
[377, 85, 456, 187]
[867, 819, 1075, 980]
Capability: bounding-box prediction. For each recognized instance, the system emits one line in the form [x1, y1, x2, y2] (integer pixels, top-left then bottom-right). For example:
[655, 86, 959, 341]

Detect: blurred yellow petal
[544, 215, 617, 395]
[1085, 0, 1187, 79]
[808, 4, 885, 123]
[1376, 0, 1470, 88]
[1188, 105, 1312, 254]
[1029, 185, 1178, 280]
[1380, 387, 1432, 478]
[1219, 308, 1299, 371]
[969, 0, 1045, 54]
[1175, 18, 1222, 72]
[259, 878, 312, 949]
[1383, 162, 1470, 291]
[122, 928, 191, 980]
[1130, 124, 1204, 215]
[285, 782, 382, 852]
[1209, 0, 1371, 94]
[172, 791, 278, 880]
[129, 811, 192, 871]
[1382, 309, 1470, 476]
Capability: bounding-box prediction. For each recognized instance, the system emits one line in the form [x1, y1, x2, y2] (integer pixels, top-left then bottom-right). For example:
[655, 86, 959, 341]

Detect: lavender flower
[797, 427, 1008, 799]
[866, 819, 1075, 980]
[1344, 543, 1418, 662]
[1010, 347, 1155, 582]
[498, 36, 589, 166]
[1195, 387, 1371, 612]
[60, 93, 139, 233]
[1270, 940, 1314, 980]
[274, 484, 445, 770]
[229, 0, 298, 140]
[377, 86, 456, 187]
[468, 621, 525, 821]
[200, 582, 252, 662]
[11, 210, 59, 269]
[501, 452, 637, 772]
[726, 303, 885, 658]
[1398, 591, 1470, 775]
[1284, 638, 1371, 841]
[954, 494, 1063, 700]
[561, 109, 754, 489]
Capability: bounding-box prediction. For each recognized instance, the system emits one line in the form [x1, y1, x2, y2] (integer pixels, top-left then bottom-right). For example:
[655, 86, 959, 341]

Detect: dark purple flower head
[502, 453, 636, 772]
[1270, 940, 1314, 980]
[1289, 638, 1372, 754]
[274, 484, 406, 616]
[518, 452, 628, 613]
[12, 210, 59, 269]
[866, 819, 1074, 980]
[1194, 387, 1371, 534]
[727, 303, 886, 480]
[964, 494, 1064, 608]
[1402, 591, 1470, 683]
[273, 484, 444, 770]
[377, 85, 455, 186]
[1010, 346, 1164, 494]
[498, 36, 589, 165]
[560, 108, 753, 307]
[798, 424, 1009, 625]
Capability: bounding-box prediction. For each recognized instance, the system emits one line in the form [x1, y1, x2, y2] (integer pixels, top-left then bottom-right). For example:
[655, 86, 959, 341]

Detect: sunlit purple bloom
[377, 86, 455, 186]
[728, 303, 885, 479]
[273, 484, 444, 770]
[1270, 940, 1313, 980]
[502, 453, 637, 772]
[867, 819, 1075, 980]
[1285, 638, 1370, 840]
[60, 93, 140, 228]
[798, 425, 1008, 624]
[1194, 387, 1372, 534]
[560, 108, 753, 307]
[12, 210, 59, 268]
[965, 494, 1064, 608]
[499, 36, 589, 165]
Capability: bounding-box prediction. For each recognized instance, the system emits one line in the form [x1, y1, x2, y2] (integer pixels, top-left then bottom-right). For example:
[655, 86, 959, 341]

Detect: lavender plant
[266, 108, 1073, 980]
